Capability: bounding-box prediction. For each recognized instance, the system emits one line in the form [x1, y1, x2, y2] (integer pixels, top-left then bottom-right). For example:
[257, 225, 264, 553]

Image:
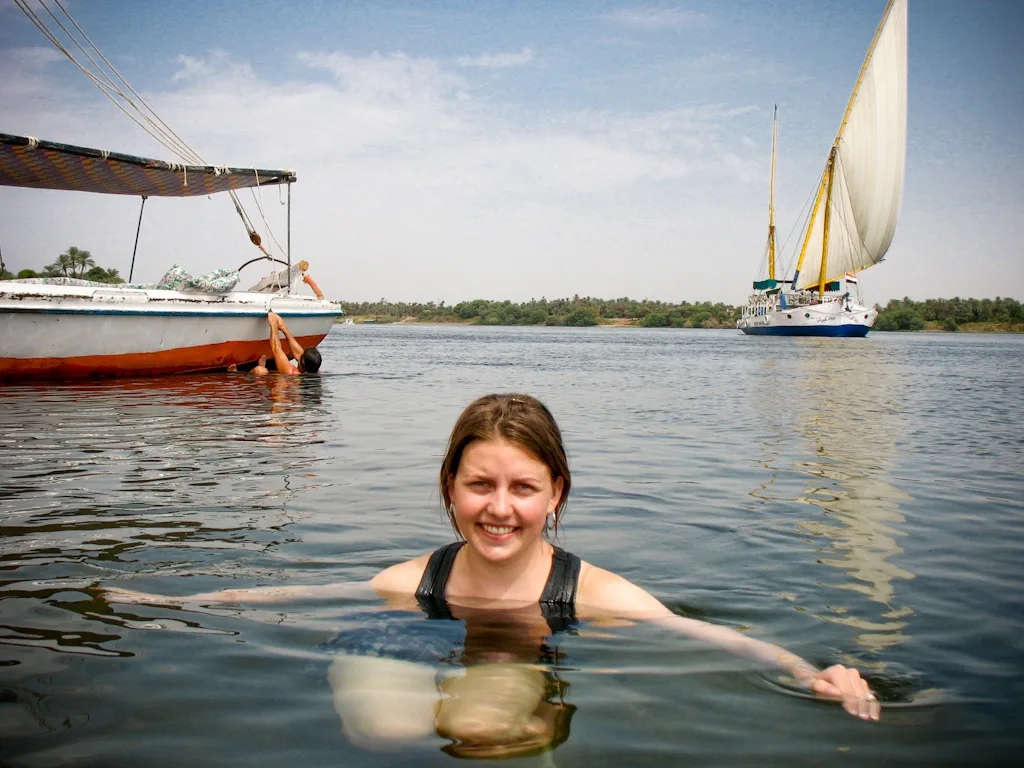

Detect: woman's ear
[549, 477, 564, 513]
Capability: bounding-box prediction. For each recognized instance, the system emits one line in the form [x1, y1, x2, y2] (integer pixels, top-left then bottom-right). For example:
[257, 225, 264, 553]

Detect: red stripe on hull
[0, 333, 327, 379]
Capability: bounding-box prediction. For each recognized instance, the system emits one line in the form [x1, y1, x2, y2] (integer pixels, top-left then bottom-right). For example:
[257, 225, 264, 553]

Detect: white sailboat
[738, 0, 907, 337]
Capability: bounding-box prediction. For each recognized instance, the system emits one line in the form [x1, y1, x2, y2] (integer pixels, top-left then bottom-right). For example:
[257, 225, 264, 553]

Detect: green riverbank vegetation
[873, 297, 1023, 332]
[0, 246, 124, 284]
[339, 297, 739, 328]
[339, 296, 1023, 332]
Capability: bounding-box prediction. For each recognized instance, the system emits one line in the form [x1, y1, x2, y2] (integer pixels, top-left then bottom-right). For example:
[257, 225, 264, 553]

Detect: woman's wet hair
[439, 393, 571, 537]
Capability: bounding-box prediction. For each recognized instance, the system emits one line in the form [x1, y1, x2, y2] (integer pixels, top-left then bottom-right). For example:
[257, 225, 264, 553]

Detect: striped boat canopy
[0, 133, 296, 197]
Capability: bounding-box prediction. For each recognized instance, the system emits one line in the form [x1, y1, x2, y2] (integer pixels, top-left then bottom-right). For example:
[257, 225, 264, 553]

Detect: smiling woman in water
[106, 393, 880, 754]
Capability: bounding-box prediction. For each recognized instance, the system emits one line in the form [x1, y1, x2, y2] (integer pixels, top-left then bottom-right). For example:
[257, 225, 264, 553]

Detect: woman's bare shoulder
[576, 561, 672, 619]
[370, 552, 433, 595]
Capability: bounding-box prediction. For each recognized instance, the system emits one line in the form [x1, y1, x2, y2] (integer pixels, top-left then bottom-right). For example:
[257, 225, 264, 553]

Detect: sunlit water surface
[2, 326, 1022, 766]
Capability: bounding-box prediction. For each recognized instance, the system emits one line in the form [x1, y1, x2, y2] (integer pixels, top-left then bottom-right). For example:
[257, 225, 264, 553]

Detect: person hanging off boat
[104, 393, 879, 754]
[228, 271, 325, 374]
[267, 311, 322, 375]
[266, 273, 324, 374]
[226, 312, 320, 374]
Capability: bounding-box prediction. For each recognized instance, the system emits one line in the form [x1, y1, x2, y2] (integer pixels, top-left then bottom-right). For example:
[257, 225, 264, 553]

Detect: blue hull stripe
[740, 324, 871, 337]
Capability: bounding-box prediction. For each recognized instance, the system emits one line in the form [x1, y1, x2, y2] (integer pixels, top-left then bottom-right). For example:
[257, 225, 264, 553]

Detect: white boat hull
[737, 297, 877, 337]
[0, 283, 342, 378]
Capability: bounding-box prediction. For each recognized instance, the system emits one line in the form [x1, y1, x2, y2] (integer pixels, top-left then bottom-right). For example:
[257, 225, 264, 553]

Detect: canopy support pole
[128, 195, 148, 283]
[286, 182, 292, 295]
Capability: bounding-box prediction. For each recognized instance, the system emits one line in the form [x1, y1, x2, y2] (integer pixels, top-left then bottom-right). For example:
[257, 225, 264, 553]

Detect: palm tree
[46, 251, 75, 276]
[63, 246, 95, 278]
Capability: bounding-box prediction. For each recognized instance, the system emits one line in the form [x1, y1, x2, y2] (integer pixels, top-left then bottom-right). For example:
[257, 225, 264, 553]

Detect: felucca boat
[737, 0, 907, 337]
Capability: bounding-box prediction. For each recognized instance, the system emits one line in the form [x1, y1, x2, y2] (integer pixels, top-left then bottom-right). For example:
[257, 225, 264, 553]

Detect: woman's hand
[806, 664, 881, 721]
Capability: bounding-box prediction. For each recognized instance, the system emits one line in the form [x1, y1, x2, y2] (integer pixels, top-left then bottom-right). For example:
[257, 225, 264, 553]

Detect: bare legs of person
[437, 663, 558, 758]
[327, 656, 553, 755]
[267, 312, 302, 375]
[227, 355, 269, 374]
[328, 656, 440, 749]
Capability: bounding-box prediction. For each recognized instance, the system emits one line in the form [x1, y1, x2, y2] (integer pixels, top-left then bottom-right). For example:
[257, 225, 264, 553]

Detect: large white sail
[795, 0, 907, 291]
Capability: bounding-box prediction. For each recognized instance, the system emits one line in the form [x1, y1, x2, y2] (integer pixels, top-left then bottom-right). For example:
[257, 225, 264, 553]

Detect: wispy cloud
[300, 50, 468, 103]
[3, 44, 63, 66]
[0, 45, 85, 132]
[457, 47, 535, 69]
[602, 5, 711, 30]
[172, 51, 254, 82]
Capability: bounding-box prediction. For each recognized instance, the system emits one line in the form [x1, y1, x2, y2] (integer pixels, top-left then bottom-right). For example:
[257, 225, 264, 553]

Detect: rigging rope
[778, 164, 827, 282]
[247, 174, 287, 257]
[14, 0, 282, 261]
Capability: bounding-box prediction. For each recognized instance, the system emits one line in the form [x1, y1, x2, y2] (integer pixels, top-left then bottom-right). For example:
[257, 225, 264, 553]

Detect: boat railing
[783, 291, 846, 308]
[742, 294, 780, 317]
[742, 288, 852, 318]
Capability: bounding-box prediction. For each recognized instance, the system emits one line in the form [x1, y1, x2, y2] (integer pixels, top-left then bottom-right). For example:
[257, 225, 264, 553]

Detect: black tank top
[414, 541, 581, 633]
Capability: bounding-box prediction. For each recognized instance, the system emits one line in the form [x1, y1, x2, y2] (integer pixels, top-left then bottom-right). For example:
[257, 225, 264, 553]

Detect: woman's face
[448, 438, 563, 564]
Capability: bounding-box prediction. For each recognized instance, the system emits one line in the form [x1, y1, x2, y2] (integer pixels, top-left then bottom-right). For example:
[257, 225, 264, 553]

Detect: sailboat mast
[768, 105, 778, 281]
[817, 148, 837, 297]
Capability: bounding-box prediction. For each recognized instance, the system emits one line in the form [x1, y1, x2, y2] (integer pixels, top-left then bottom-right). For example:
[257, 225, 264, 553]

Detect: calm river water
[1, 325, 1022, 766]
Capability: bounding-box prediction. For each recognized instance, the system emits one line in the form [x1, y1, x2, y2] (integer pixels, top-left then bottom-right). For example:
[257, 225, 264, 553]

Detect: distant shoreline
[338, 316, 1023, 333]
[334, 296, 1023, 332]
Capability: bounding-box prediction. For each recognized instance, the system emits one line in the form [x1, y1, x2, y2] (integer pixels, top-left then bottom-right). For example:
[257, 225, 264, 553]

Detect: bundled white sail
[795, 0, 907, 290]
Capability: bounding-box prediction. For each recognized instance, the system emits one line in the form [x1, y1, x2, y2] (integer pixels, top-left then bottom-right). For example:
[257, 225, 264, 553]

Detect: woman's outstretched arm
[577, 564, 881, 722]
[104, 580, 373, 606]
[103, 553, 434, 609]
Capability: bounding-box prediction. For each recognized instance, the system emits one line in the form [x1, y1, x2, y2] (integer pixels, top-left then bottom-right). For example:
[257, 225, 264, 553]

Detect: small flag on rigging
[845, 273, 859, 285]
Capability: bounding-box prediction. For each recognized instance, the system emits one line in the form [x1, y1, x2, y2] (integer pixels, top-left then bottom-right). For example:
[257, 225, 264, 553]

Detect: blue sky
[1, 0, 1021, 304]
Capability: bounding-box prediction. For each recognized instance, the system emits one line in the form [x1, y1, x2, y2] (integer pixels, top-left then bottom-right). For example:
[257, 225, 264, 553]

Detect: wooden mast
[817, 148, 837, 297]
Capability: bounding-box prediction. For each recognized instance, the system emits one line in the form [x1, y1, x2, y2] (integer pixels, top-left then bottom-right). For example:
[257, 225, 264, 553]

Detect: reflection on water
[767, 340, 915, 656]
